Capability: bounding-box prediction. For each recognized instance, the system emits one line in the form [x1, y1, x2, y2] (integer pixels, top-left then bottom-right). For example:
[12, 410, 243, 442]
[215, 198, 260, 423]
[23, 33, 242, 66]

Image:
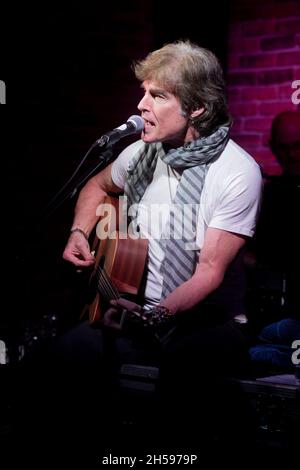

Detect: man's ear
[190, 107, 205, 119]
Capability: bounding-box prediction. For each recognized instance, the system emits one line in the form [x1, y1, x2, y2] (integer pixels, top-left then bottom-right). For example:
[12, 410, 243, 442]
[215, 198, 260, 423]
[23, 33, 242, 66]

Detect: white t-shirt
[111, 139, 262, 308]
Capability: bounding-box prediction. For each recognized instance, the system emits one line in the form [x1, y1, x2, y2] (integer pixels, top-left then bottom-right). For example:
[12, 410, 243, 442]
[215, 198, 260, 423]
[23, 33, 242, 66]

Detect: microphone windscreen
[127, 115, 144, 133]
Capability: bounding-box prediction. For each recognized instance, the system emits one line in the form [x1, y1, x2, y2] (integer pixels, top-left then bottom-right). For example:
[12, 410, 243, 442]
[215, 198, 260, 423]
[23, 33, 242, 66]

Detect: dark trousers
[15, 316, 255, 460]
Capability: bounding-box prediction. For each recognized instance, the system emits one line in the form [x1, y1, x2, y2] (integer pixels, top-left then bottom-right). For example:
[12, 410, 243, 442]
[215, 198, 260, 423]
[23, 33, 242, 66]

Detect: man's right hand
[62, 231, 95, 267]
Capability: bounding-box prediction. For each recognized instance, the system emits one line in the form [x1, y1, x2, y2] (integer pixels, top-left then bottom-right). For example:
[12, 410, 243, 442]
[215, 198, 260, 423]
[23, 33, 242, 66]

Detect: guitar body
[82, 196, 148, 324]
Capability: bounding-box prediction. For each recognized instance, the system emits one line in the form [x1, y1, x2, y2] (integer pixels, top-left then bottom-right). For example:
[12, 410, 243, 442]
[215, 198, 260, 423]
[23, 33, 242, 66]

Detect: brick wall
[228, 0, 300, 175]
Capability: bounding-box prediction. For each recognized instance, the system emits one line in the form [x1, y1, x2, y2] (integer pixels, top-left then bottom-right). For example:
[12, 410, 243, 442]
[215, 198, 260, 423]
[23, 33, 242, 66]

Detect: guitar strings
[96, 265, 119, 300]
[102, 269, 119, 299]
[96, 268, 116, 299]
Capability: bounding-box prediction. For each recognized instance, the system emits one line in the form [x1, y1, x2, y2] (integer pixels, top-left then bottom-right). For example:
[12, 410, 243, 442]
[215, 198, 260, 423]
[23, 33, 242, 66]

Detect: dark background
[1, 1, 229, 342]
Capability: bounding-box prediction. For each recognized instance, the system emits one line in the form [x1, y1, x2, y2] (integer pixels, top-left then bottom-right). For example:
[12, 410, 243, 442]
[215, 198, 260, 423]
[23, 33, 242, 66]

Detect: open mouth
[143, 119, 155, 131]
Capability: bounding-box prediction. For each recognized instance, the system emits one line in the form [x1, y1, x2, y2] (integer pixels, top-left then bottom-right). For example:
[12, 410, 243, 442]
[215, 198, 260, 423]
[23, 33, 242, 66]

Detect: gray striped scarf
[124, 125, 230, 299]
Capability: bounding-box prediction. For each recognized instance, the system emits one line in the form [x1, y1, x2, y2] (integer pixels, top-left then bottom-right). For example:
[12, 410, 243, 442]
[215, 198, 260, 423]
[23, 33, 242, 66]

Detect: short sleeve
[111, 140, 144, 189]
[208, 165, 263, 237]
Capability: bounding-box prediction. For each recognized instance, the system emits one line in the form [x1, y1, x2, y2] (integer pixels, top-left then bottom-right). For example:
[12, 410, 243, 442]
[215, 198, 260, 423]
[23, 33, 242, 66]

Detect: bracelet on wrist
[145, 305, 173, 326]
[70, 227, 89, 240]
[155, 306, 173, 316]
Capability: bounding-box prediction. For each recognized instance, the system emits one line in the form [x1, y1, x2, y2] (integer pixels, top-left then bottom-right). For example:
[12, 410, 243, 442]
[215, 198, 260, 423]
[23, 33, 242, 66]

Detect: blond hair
[134, 40, 231, 135]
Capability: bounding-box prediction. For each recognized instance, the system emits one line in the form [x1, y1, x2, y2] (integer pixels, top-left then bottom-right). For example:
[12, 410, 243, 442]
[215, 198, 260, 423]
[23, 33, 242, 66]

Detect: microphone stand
[41, 146, 114, 221]
[11, 141, 114, 358]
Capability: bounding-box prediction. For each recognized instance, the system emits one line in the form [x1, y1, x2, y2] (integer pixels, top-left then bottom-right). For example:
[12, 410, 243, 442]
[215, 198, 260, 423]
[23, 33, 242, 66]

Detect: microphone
[95, 115, 144, 148]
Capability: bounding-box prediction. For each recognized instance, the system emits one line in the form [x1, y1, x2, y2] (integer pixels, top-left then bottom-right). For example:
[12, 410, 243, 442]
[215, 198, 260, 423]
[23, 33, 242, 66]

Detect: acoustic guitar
[82, 196, 148, 325]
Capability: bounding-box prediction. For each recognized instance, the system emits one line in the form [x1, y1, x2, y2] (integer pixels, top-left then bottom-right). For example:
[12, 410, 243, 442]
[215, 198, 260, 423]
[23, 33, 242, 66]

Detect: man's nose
[137, 94, 150, 112]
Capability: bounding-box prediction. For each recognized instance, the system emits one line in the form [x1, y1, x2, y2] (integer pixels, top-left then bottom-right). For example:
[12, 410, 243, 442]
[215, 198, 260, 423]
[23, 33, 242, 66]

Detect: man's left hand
[102, 298, 143, 331]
